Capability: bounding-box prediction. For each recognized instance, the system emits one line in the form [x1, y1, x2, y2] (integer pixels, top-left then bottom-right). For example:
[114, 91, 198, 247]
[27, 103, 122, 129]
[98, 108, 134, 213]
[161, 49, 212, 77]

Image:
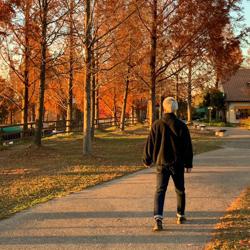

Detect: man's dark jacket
[143, 113, 193, 169]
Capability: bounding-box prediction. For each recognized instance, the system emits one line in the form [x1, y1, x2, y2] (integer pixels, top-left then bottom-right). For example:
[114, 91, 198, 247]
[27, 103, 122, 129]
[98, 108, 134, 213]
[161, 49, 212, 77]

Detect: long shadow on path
[0, 211, 223, 246]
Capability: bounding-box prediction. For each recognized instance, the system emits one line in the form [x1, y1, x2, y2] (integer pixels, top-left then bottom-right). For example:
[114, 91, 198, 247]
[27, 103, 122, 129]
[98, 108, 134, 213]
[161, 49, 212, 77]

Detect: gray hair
[162, 97, 178, 113]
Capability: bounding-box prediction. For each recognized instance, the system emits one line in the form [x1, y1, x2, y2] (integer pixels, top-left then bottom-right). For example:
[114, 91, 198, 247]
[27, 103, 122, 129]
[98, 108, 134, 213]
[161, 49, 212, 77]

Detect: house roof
[222, 68, 250, 102]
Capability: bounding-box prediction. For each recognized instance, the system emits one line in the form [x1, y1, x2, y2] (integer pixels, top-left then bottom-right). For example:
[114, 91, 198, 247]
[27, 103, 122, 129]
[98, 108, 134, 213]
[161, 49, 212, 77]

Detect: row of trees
[0, 0, 247, 154]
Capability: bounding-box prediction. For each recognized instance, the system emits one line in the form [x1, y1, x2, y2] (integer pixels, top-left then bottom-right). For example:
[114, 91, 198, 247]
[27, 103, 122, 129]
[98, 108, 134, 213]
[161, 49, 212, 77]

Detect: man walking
[143, 97, 193, 231]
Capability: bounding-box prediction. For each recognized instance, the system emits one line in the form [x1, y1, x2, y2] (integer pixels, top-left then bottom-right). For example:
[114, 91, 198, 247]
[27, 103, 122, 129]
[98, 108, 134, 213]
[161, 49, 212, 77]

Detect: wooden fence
[0, 117, 137, 142]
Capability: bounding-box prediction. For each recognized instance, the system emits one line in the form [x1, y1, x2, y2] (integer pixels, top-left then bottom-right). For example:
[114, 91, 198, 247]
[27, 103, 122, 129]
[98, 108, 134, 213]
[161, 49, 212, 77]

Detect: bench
[215, 129, 227, 137]
[199, 125, 206, 131]
[194, 124, 206, 131]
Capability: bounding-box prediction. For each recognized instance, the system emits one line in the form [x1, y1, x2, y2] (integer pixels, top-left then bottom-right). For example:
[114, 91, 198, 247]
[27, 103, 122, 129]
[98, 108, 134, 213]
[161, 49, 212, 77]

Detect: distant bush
[202, 120, 235, 127]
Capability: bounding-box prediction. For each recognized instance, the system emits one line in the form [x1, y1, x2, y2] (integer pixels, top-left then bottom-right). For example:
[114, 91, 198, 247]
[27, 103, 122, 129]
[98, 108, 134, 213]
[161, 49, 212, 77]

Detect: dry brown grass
[205, 188, 250, 250]
[0, 125, 221, 220]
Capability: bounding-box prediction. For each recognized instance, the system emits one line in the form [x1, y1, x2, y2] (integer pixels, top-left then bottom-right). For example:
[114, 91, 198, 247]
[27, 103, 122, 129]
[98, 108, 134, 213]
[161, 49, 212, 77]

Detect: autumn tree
[134, 0, 207, 126]
[65, 0, 79, 133]
[206, 0, 244, 88]
[0, 76, 20, 124]
[0, 0, 20, 33]
[80, 0, 144, 153]
[95, 1, 145, 131]
[0, 0, 44, 133]
[82, 0, 92, 153]
[32, 0, 68, 146]
[159, 0, 244, 123]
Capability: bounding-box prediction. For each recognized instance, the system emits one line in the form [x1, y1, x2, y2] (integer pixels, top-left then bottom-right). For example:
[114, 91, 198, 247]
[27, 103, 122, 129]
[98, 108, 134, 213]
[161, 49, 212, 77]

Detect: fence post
[0, 127, 2, 145]
[30, 123, 33, 136]
[112, 117, 115, 126]
[20, 124, 24, 139]
[95, 118, 99, 129]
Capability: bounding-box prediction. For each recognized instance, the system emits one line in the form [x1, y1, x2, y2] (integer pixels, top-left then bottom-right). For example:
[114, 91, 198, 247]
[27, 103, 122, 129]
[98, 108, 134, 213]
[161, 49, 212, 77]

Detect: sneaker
[153, 219, 163, 231]
[176, 214, 187, 224]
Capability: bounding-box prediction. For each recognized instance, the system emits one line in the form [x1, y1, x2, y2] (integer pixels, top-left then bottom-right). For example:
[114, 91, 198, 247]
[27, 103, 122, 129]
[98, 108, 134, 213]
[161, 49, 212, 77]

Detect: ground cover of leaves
[206, 188, 250, 250]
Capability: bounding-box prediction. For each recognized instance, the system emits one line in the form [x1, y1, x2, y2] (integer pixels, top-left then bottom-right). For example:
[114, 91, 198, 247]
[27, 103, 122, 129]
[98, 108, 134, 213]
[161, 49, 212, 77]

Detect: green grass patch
[0, 125, 221, 220]
[205, 188, 250, 250]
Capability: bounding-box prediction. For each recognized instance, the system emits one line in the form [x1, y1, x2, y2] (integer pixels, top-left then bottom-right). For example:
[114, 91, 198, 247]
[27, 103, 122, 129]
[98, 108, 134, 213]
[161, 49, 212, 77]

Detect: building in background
[221, 68, 250, 123]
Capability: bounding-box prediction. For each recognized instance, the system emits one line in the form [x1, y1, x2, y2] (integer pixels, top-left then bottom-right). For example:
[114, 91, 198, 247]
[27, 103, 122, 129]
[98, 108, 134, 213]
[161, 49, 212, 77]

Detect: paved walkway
[0, 129, 249, 250]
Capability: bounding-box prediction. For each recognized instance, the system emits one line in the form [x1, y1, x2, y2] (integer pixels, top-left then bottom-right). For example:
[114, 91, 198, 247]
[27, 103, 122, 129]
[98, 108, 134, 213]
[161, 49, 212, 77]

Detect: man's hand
[185, 168, 192, 173]
[144, 163, 151, 168]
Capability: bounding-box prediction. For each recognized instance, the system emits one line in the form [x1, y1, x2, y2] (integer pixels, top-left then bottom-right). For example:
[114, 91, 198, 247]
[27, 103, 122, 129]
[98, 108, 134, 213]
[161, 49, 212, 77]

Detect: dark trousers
[154, 165, 185, 219]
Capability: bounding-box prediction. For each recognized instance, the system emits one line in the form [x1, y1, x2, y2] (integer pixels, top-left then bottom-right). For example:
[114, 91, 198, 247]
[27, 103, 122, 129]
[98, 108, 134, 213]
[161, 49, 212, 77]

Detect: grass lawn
[205, 188, 250, 250]
[0, 124, 221, 220]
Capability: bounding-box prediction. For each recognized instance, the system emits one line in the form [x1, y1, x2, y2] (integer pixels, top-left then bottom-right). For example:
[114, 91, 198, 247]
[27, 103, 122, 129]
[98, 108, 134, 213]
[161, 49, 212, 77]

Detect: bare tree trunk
[215, 71, 219, 89]
[22, 84, 29, 133]
[94, 50, 99, 128]
[131, 106, 135, 125]
[175, 73, 179, 102]
[34, 0, 48, 146]
[10, 111, 13, 124]
[91, 51, 96, 139]
[95, 87, 99, 127]
[66, 0, 74, 133]
[83, 0, 92, 154]
[113, 87, 117, 126]
[149, 0, 157, 127]
[31, 104, 36, 122]
[66, 66, 73, 132]
[120, 71, 130, 131]
[174, 73, 179, 117]
[187, 62, 192, 124]
[215, 72, 220, 120]
[22, 1, 31, 136]
[159, 81, 162, 119]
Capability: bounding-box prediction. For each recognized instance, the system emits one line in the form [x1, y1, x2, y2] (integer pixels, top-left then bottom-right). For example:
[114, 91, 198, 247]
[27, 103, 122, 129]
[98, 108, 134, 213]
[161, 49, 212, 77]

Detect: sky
[242, 0, 250, 26]
[241, 0, 250, 55]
